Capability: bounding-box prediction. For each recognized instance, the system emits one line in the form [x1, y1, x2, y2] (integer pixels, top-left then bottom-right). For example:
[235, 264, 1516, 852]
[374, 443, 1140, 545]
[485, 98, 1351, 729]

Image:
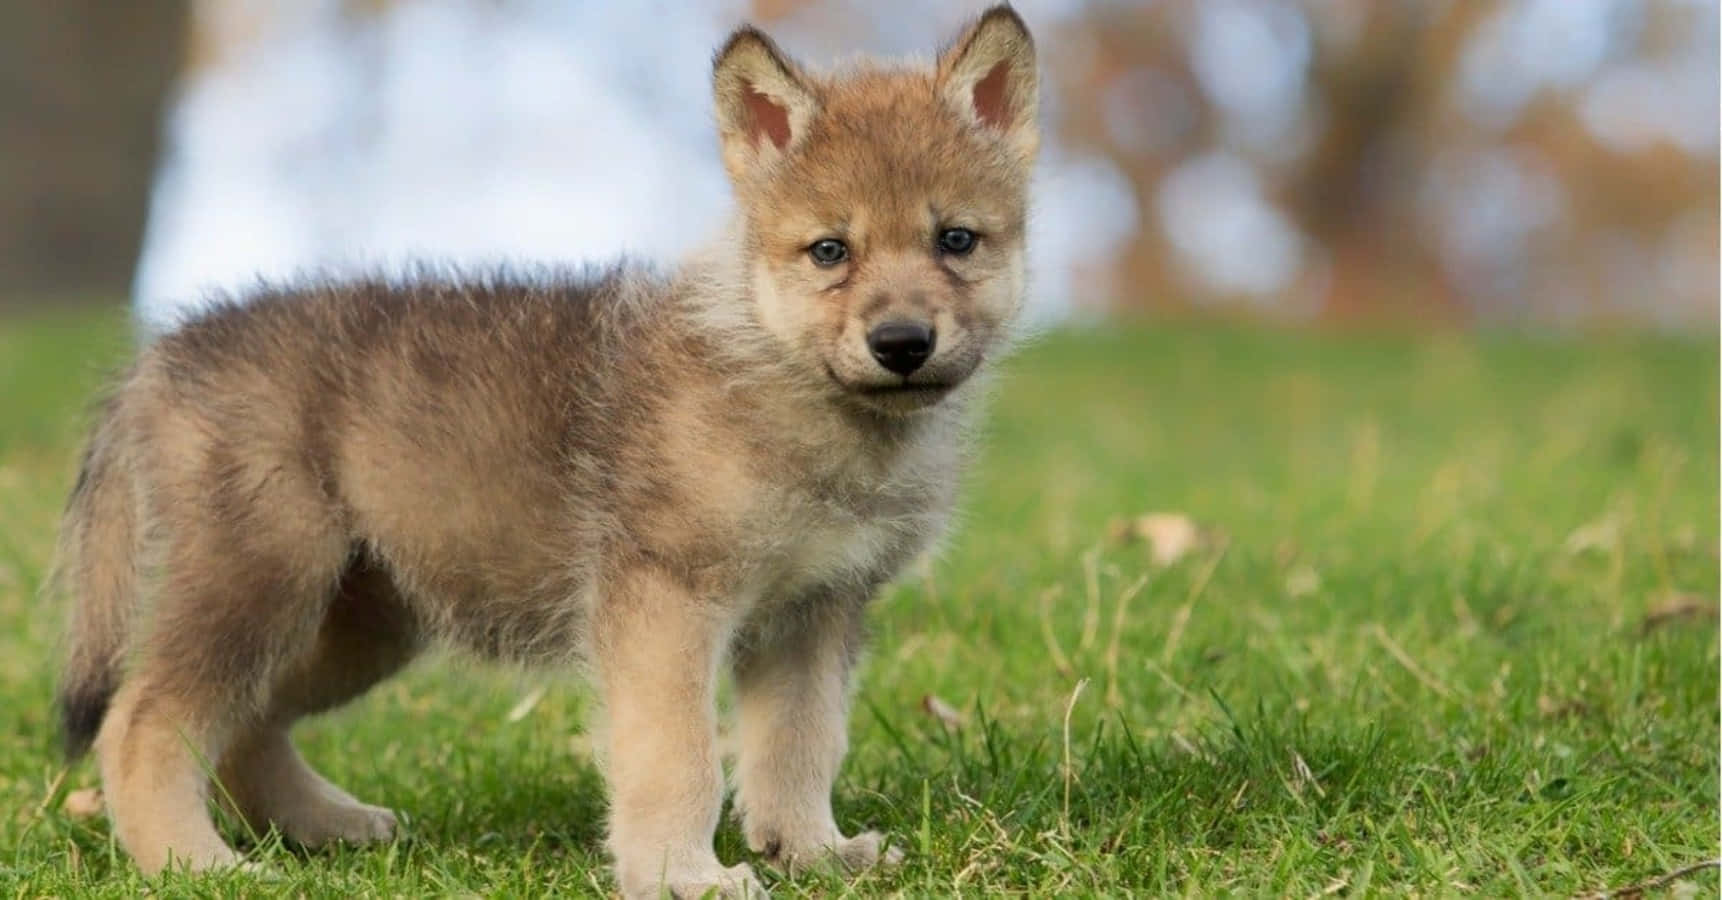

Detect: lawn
[0, 306, 1716, 897]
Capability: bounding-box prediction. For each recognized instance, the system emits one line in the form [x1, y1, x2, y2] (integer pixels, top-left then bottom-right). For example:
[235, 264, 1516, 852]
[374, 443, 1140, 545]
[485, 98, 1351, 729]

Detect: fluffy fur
[52, 7, 1038, 897]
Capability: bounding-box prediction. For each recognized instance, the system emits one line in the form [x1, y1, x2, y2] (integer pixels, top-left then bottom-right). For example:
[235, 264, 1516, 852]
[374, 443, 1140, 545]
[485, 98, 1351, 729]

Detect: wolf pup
[53, 6, 1036, 897]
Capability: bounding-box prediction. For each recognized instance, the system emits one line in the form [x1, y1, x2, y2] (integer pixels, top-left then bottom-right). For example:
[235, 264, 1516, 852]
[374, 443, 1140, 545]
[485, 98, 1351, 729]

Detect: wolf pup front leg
[731, 596, 898, 873]
[594, 568, 763, 899]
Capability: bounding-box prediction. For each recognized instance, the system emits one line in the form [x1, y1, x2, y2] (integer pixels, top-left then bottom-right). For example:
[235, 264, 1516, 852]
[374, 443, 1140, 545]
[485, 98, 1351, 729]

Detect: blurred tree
[1062, 0, 1716, 329]
[31, 0, 1708, 330]
[0, 0, 186, 309]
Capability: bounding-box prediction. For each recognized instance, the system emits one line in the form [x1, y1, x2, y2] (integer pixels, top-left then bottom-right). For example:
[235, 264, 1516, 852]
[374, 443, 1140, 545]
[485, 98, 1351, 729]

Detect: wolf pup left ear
[937, 5, 1039, 164]
[713, 27, 819, 184]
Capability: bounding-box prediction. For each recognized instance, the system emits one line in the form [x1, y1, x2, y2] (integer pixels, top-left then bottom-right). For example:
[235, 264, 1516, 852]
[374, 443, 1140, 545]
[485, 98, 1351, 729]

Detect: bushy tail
[51, 399, 139, 760]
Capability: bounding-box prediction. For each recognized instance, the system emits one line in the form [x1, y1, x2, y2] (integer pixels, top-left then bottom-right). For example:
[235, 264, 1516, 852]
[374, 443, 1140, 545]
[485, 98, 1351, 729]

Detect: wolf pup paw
[752, 827, 902, 875]
[286, 799, 399, 847]
[639, 861, 766, 899]
[826, 830, 904, 871]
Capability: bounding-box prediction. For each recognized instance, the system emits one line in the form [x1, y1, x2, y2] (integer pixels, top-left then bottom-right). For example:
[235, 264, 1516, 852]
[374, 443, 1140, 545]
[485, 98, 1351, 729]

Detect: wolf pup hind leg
[54, 6, 1038, 898]
[57, 367, 408, 874]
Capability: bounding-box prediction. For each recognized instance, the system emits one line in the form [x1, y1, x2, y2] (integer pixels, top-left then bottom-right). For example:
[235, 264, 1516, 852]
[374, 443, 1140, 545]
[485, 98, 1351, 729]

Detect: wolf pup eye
[808, 238, 849, 266]
[937, 228, 977, 256]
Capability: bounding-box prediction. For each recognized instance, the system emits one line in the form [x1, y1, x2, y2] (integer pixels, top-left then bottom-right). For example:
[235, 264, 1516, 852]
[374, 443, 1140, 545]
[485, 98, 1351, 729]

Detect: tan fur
[52, 7, 1037, 898]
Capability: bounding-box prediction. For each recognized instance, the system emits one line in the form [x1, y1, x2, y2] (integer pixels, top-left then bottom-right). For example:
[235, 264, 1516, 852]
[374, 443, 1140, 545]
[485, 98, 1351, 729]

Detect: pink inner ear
[743, 85, 792, 150]
[971, 59, 1012, 128]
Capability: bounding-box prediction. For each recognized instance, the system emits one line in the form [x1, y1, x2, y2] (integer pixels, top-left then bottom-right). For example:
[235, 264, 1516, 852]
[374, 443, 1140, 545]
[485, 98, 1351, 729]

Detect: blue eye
[809, 238, 848, 265]
[938, 228, 977, 255]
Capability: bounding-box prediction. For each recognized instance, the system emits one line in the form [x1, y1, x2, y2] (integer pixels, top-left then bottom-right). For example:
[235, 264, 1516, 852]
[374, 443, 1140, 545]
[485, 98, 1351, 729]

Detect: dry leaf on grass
[921, 694, 964, 729]
[1108, 512, 1217, 566]
[63, 787, 103, 820]
[1641, 593, 1717, 635]
[1578, 858, 1720, 900]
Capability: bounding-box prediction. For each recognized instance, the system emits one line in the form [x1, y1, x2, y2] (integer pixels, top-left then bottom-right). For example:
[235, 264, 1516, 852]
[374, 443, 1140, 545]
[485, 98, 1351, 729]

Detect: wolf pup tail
[52, 401, 140, 760]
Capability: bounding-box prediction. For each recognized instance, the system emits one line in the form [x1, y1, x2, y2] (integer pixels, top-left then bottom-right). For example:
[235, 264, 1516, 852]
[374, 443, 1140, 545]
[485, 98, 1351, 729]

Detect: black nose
[867, 321, 935, 376]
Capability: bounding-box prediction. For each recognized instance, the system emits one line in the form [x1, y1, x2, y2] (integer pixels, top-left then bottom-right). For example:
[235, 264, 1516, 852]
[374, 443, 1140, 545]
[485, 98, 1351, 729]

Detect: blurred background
[0, 0, 1715, 333]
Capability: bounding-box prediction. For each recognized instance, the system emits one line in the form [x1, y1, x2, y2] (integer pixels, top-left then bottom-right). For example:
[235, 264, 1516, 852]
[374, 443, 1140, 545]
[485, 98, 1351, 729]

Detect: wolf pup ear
[713, 27, 819, 183]
[937, 5, 1039, 163]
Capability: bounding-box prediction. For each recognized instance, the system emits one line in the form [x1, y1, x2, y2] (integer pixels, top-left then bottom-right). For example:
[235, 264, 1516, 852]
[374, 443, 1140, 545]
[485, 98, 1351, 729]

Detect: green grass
[0, 306, 1716, 897]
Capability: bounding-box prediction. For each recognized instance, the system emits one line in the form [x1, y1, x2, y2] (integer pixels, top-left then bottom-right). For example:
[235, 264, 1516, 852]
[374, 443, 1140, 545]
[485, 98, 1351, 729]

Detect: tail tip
[57, 680, 112, 761]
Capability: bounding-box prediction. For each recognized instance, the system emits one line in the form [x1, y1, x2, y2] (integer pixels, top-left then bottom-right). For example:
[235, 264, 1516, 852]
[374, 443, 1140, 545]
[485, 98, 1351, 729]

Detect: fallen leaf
[1641, 593, 1717, 635]
[921, 694, 963, 729]
[1110, 512, 1212, 566]
[63, 788, 102, 820]
[1578, 858, 1720, 900]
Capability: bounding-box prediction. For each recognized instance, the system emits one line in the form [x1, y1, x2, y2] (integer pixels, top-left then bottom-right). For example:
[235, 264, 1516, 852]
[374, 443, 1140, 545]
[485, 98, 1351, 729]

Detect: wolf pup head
[711, 6, 1038, 415]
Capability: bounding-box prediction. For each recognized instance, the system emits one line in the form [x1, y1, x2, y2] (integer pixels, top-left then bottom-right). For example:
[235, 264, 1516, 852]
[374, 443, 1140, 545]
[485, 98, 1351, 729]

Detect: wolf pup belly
[52, 7, 1037, 897]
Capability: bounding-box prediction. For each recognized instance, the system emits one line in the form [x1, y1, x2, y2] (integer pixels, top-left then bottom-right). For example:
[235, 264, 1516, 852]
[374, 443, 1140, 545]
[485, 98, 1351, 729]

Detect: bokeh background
[0, 0, 1716, 333]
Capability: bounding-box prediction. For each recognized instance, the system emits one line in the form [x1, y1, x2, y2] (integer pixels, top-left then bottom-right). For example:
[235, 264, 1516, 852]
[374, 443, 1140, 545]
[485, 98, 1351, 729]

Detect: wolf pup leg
[215, 563, 420, 847]
[86, 389, 371, 873]
[730, 596, 898, 873]
[593, 568, 764, 899]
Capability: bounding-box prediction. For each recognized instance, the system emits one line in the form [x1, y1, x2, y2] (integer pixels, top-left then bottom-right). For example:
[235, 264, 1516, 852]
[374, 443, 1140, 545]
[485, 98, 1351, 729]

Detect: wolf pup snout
[866, 320, 935, 375]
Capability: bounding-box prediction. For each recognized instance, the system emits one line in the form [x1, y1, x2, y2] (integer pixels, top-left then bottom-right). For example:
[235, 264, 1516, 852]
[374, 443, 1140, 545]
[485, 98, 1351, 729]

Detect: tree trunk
[0, 0, 187, 310]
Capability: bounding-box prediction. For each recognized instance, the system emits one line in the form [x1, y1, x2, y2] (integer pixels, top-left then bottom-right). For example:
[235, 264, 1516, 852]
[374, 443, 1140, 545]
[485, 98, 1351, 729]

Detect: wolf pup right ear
[712, 26, 820, 185]
[937, 5, 1040, 164]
